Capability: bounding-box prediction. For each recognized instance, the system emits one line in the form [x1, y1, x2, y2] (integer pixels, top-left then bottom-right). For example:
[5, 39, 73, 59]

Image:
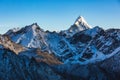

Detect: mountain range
[0, 16, 120, 80]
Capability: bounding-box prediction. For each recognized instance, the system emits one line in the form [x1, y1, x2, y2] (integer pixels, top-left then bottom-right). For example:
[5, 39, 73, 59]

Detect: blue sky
[0, 0, 120, 34]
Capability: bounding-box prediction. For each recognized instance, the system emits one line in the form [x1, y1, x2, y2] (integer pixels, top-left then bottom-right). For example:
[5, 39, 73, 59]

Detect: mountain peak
[23, 23, 43, 33]
[60, 16, 92, 38]
[74, 16, 85, 24]
[74, 16, 92, 29]
[31, 23, 38, 27]
[27, 23, 39, 30]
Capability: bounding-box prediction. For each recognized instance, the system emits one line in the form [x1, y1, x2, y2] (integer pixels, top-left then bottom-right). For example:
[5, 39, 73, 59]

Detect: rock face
[19, 48, 62, 65]
[52, 63, 109, 80]
[99, 49, 120, 80]
[0, 48, 63, 80]
[0, 34, 25, 54]
[52, 50, 120, 80]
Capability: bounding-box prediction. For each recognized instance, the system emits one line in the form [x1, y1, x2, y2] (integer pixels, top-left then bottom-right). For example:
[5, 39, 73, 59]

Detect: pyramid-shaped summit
[61, 16, 92, 38]
[72, 16, 92, 31]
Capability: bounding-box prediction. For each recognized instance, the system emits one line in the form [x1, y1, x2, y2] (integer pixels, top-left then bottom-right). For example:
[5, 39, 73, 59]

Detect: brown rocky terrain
[0, 34, 25, 54]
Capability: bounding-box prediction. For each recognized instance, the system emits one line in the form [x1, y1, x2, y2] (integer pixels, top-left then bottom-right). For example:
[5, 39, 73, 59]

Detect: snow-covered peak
[25, 23, 40, 31]
[74, 16, 92, 29]
[31, 23, 39, 28]
[60, 16, 92, 38]
[12, 27, 21, 32]
[30, 23, 41, 36]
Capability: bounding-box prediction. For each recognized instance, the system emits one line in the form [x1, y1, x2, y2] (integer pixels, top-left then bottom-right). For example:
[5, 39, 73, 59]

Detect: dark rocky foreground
[0, 48, 120, 80]
[0, 49, 63, 80]
[52, 51, 120, 80]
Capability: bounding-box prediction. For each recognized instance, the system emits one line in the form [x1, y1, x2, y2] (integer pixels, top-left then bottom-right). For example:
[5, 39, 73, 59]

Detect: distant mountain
[60, 16, 91, 38]
[0, 16, 120, 80]
[5, 16, 120, 64]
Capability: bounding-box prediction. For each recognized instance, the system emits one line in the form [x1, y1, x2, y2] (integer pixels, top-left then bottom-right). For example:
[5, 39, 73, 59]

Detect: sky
[0, 0, 120, 34]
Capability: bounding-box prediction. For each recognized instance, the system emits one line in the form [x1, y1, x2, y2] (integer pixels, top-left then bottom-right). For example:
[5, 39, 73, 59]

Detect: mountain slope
[0, 34, 62, 65]
[19, 48, 62, 65]
[53, 48, 120, 80]
[0, 48, 63, 80]
[0, 34, 25, 54]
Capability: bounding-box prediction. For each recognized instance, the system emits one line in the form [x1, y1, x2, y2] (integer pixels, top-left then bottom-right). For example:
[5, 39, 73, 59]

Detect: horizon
[0, 0, 120, 34]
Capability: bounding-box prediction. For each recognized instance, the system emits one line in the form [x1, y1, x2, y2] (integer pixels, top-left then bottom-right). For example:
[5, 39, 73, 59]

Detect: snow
[12, 27, 21, 32]
[60, 16, 92, 38]
[62, 38, 76, 52]
[74, 46, 120, 65]
[85, 26, 102, 37]
[105, 47, 120, 58]
[4, 17, 120, 65]
[32, 24, 38, 36]
[46, 33, 64, 56]
[74, 16, 92, 29]
[105, 40, 112, 46]
[90, 46, 120, 63]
